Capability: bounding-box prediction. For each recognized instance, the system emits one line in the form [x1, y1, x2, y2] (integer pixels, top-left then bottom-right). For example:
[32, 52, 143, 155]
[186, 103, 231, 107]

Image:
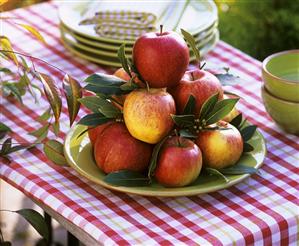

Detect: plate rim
[64, 123, 267, 197]
[61, 30, 219, 67]
[60, 26, 218, 59]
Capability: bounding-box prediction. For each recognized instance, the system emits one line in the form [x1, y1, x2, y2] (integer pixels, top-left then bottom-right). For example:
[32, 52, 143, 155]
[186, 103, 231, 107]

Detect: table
[1, 2, 298, 245]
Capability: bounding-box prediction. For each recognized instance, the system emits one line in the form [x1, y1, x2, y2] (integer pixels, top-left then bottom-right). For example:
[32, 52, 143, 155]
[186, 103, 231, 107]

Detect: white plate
[58, 1, 218, 43]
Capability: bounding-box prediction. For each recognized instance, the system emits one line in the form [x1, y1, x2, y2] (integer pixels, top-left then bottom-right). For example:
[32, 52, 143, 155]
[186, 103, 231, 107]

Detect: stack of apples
[88, 29, 243, 187]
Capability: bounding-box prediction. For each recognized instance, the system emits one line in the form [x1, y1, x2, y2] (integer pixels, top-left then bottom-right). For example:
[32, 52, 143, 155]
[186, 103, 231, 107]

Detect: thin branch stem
[0, 49, 65, 74]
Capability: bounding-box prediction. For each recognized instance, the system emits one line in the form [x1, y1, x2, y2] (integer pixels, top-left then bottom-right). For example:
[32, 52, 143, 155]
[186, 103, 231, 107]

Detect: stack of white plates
[58, 1, 219, 67]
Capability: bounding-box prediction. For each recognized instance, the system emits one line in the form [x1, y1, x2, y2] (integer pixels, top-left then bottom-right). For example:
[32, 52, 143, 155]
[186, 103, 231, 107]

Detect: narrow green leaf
[78, 96, 102, 113]
[243, 142, 254, 152]
[16, 75, 28, 96]
[199, 93, 219, 121]
[240, 125, 257, 142]
[38, 108, 51, 122]
[38, 73, 62, 123]
[148, 136, 169, 179]
[179, 129, 197, 139]
[0, 67, 13, 74]
[52, 121, 60, 137]
[29, 124, 49, 139]
[104, 170, 149, 187]
[19, 56, 30, 72]
[79, 96, 121, 118]
[182, 95, 196, 115]
[205, 168, 229, 183]
[117, 44, 131, 77]
[119, 81, 139, 91]
[181, 28, 200, 62]
[97, 100, 122, 118]
[63, 74, 82, 126]
[43, 140, 68, 167]
[1, 138, 12, 155]
[0, 123, 11, 140]
[171, 114, 195, 128]
[84, 73, 126, 95]
[214, 73, 244, 86]
[6, 144, 27, 154]
[205, 98, 239, 126]
[3, 83, 23, 103]
[230, 113, 243, 129]
[219, 165, 258, 175]
[16, 209, 49, 241]
[0, 123, 11, 132]
[77, 113, 111, 126]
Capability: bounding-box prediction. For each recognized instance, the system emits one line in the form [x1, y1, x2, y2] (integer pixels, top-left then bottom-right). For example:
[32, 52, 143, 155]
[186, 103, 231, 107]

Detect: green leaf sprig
[171, 93, 239, 134]
[230, 113, 257, 152]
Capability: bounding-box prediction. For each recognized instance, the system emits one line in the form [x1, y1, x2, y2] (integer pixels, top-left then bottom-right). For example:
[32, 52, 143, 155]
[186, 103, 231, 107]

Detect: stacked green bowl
[261, 50, 299, 135]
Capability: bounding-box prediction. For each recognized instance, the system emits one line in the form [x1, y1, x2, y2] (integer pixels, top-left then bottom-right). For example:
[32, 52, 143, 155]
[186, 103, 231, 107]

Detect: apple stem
[200, 62, 206, 70]
[191, 72, 195, 81]
[145, 81, 150, 92]
[174, 129, 183, 147]
[160, 24, 163, 35]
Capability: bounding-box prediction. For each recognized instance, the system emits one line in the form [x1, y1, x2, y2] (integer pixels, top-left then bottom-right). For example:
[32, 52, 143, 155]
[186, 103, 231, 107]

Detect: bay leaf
[205, 98, 239, 126]
[171, 114, 195, 128]
[38, 73, 62, 123]
[77, 113, 111, 126]
[182, 95, 196, 115]
[63, 74, 82, 126]
[43, 139, 68, 167]
[104, 170, 149, 187]
[16, 209, 49, 242]
[219, 165, 258, 175]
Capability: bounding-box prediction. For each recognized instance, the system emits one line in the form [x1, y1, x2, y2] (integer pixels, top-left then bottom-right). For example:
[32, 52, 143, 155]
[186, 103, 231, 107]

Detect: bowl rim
[262, 49, 299, 85]
[262, 85, 299, 105]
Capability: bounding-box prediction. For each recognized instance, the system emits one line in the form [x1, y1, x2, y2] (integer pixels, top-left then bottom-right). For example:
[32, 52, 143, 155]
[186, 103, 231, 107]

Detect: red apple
[170, 69, 223, 116]
[195, 121, 243, 169]
[155, 136, 202, 187]
[94, 122, 152, 174]
[123, 88, 176, 144]
[133, 29, 189, 88]
[88, 121, 113, 146]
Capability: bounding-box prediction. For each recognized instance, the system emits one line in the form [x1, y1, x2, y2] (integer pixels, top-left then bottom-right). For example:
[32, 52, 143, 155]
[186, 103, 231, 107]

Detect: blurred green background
[2, 0, 299, 61]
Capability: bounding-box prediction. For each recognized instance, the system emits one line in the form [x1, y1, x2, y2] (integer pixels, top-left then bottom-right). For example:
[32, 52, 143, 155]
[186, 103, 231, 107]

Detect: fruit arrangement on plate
[70, 27, 265, 191]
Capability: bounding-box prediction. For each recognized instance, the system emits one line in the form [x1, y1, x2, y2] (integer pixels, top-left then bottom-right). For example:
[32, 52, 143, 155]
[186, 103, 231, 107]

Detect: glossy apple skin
[195, 122, 243, 169]
[94, 123, 152, 174]
[88, 121, 113, 146]
[133, 31, 189, 88]
[123, 88, 176, 144]
[155, 136, 202, 187]
[170, 69, 224, 116]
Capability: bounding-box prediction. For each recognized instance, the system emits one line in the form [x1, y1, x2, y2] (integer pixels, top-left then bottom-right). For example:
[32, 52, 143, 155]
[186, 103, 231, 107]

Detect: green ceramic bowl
[262, 50, 299, 102]
[261, 86, 299, 135]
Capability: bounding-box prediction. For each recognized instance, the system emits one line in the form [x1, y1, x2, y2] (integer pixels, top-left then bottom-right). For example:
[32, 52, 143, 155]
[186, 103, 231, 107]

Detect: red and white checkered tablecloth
[1, 2, 298, 245]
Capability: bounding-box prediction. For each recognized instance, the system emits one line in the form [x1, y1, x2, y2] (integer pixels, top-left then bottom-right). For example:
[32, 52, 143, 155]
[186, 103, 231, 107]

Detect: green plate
[60, 20, 218, 52]
[60, 25, 218, 61]
[64, 124, 266, 197]
[61, 37, 122, 67]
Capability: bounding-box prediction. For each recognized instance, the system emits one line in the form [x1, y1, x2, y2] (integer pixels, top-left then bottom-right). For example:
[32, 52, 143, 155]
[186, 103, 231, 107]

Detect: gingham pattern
[1, 2, 298, 246]
[80, 11, 157, 40]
